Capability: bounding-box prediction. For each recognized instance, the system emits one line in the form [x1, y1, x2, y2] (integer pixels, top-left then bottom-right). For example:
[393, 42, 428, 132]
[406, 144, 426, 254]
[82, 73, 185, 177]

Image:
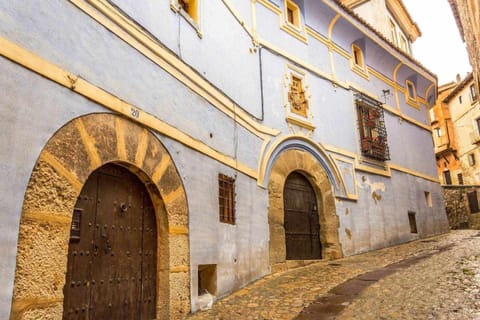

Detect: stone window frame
[280, 0, 307, 42]
[284, 0, 302, 30]
[470, 83, 478, 103]
[469, 153, 476, 166]
[405, 80, 417, 102]
[350, 43, 369, 79]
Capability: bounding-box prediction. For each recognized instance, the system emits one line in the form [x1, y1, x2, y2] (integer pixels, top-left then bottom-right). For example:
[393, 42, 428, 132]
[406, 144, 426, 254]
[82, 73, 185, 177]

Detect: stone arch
[10, 113, 189, 320]
[267, 148, 343, 272]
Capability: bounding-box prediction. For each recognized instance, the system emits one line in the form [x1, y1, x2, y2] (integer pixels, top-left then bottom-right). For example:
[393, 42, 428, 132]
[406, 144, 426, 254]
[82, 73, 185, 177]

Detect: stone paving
[187, 230, 480, 320]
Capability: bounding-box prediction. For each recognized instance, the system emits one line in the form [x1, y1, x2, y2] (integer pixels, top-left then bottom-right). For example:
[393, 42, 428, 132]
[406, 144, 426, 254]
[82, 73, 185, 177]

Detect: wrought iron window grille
[355, 93, 390, 161]
[218, 174, 236, 224]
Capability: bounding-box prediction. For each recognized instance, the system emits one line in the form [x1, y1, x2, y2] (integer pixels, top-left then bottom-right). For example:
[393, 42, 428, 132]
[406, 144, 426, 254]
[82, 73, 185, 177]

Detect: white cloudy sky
[402, 0, 471, 84]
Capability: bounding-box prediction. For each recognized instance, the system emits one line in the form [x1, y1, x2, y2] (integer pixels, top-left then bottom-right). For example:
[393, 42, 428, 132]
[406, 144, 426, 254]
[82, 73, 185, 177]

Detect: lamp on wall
[382, 89, 392, 104]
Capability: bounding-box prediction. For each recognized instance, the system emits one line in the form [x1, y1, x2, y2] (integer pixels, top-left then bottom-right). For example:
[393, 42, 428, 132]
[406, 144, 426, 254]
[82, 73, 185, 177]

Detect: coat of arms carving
[288, 75, 308, 117]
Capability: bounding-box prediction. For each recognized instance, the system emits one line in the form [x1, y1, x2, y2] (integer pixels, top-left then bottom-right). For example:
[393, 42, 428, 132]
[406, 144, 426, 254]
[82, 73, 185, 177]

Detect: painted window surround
[255, 0, 432, 117]
[170, 0, 202, 38]
[281, 0, 307, 42]
[0, 0, 440, 191]
[350, 44, 369, 80]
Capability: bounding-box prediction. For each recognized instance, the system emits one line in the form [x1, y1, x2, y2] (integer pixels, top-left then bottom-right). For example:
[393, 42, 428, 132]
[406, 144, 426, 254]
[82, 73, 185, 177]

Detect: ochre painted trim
[258, 38, 347, 89]
[351, 64, 370, 80]
[425, 83, 435, 104]
[11, 297, 63, 316]
[393, 62, 403, 111]
[162, 186, 184, 203]
[170, 266, 190, 273]
[75, 119, 102, 171]
[367, 67, 395, 87]
[115, 117, 128, 160]
[322, 0, 436, 83]
[22, 211, 71, 225]
[40, 151, 83, 193]
[356, 162, 392, 177]
[323, 144, 438, 182]
[70, 0, 278, 139]
[257, 134, 347, 192]
[257, 0, 308, 43]
[286, 116, 316, 131]
[389, 164, 440, 183]
[305, 26, 330, 46]
[76, 0, 433, 135]
[257, 0, 282, 14]
[222, 0, 255, 39]
[328, 14, 341, 39]
[169, 226, 189, 235]
[134, 128, 149, 167]
[152, 156, 172, 183]
[0, 36, 258, 179]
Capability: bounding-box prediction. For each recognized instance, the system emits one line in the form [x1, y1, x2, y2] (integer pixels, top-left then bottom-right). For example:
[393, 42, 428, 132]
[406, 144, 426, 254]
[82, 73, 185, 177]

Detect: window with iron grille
[218, 174, 235, 224]
[356, 94, 390, 161]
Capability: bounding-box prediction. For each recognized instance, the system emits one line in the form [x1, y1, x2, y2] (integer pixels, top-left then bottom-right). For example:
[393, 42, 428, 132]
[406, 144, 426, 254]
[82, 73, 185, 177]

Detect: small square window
[285, 0, 301, 28]
[352, 45, 365, 69]
[406, 80, 417, 101]
[457, 173, 464, 185]
[219, 174, 235, 224]
[408, 211, 418, 234]
[471, 84, 478, 102]
[469, 153, 476, 166]
[434, 127, 442, 137]
[443, 170, 452, 185]
[424, 191, 432, 208]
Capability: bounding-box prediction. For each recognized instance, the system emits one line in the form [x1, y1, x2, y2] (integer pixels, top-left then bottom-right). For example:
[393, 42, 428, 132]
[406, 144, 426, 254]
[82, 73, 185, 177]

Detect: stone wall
[443, 186, 480, 229]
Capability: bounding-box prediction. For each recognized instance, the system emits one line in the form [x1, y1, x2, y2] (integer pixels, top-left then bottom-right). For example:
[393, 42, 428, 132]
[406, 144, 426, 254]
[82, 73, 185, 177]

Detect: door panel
[63, 164, 157, 319]
[284, 172, 322, 260]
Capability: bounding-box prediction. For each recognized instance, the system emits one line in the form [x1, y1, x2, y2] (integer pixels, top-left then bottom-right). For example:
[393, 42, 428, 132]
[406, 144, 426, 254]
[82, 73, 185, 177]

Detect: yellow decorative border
[350, 44, 369, 80]
[0, 36, 258, 179]
[286, 115, 316, 131]
[405, 79, 420, 109]
[70, 0, 278, 139]
[331, 154, 359, 200]
[283, 64, 315, 127]
[323, 144, 439, 182]
[257, 0, 308, 43]
[170, 0, 203, 38]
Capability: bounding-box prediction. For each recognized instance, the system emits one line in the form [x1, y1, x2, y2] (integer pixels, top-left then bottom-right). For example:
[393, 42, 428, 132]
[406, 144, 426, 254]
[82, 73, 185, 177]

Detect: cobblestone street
[188, 230, 480, 320]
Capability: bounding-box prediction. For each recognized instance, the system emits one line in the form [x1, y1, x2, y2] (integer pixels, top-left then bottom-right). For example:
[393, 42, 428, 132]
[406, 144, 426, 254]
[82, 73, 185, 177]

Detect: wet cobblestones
[188, 231, 480, 320]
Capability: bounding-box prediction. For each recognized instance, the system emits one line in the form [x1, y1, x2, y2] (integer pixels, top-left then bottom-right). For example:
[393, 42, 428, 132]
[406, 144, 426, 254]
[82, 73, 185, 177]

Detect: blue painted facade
[0, 0, 448, 317]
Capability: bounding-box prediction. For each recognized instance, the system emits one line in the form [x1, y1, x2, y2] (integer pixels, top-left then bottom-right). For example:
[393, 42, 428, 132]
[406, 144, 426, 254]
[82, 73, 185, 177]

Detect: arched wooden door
[63, 164, 157, 319]
[284, 172, 322, 260]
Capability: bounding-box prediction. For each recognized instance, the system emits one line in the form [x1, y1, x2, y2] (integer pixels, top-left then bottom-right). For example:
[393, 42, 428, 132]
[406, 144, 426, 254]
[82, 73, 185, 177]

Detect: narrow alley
[189, 230, 480, 320]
